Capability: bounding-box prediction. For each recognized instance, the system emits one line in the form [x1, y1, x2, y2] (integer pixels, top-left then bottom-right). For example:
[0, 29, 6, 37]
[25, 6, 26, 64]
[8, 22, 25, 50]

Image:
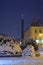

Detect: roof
[31, 19, 43, 26]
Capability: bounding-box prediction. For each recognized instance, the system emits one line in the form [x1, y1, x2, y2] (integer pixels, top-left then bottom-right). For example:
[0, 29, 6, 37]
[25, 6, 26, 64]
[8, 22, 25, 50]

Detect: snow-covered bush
[25, 38, 38, 51]
[0, 34, 22, 55]
[22, 45, 35, 57]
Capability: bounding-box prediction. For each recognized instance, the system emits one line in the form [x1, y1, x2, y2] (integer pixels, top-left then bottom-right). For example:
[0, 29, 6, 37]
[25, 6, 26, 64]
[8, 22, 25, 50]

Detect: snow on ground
[0, 49, 43, 65]
[0, 54, 43, 65]
[0, 48, 43, 65]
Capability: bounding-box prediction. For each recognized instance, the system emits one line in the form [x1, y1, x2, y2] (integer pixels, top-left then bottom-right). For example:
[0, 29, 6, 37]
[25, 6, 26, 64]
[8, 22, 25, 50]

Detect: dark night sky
[0, 0, 43, 38]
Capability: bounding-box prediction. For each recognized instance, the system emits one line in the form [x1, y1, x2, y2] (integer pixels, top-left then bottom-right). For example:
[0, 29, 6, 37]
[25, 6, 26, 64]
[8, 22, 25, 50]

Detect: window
[39, 30, 41, 33]
[35, 30, 37, 33]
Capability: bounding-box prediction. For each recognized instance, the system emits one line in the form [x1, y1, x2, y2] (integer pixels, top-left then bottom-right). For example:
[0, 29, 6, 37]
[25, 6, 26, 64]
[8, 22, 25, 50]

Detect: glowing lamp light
[36, 40, 39, 43]
[39, 33, 43, 37]
[41, 40, 43, 43]
[20, 41, 22, 45]
[36, 40, 43, 44]
[42, 45, 43, 47]
[39, 34, 42, 36]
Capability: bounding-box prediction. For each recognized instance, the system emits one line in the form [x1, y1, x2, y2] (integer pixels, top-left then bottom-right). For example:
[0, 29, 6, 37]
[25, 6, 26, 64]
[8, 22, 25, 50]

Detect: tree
[20, 38, 38, 51]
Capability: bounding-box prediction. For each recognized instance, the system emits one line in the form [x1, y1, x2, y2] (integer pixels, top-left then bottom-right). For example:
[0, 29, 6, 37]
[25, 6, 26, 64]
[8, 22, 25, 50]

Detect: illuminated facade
[24, 20, 43, 44]
[29, 26, 43, 44]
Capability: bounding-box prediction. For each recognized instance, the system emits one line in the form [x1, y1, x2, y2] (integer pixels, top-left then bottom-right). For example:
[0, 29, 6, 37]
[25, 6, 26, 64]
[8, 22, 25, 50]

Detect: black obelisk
[21, 14, 24, 40]
[20, 14, 25, 50]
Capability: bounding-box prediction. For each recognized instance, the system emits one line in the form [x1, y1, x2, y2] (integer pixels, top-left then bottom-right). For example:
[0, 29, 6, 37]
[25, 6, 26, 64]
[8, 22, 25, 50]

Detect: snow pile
[22, 45, 35, 57]
[0, 34, 22, 55]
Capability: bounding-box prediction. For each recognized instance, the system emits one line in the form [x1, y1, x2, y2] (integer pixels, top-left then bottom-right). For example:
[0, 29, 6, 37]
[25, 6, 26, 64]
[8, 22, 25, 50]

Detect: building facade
[24, 20, 43, 44]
